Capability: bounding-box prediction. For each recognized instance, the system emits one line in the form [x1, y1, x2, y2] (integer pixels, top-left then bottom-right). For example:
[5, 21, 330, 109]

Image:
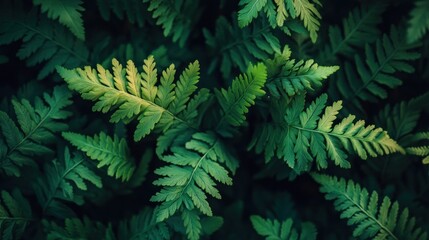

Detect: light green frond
[407, 0, 429, 43]
[0, 190, 33, 240]
[251, 215, 317, 240]
[215, 63, 267, 128]
[33, 0, 85, 40]
[57, 56, 209, 141]
[312, 174, 428, 240]
[293, 0, 321, 43]
[0, 86, 72, 177]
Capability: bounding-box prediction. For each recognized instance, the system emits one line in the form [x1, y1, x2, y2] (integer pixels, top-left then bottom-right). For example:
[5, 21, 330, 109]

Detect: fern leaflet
[33, 147, 102, 218]
[312, 174, 428, 240]
[0, 86, 72, 177]
[33, 0, 85, 40]
[0, 190, 33, 240]
[250, 215, 317, 240]
[407, 0, 429, 43]
[58, 56, 210, 141]
[96, 0, 148, 27]
[151, 131, 237, 240]
[249, 94, 403, 174]
[405, 132, 429, 164]
[62, 132, 136, 181]
[43, 216, 112, 240]
[265, 45, 339, 98]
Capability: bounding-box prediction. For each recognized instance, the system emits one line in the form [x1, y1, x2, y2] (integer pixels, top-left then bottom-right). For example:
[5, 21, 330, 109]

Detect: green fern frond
[407, 0, 429, 43]
[33, 147, 102, 218]
[329, 26, 421, 109]
[293, 0, 321, 43]
[0, 189, 33, 240]
[249, 93, 403, 174]
[0, 6, 89, 79]
[62, 132, 136, 181]
[57, 56, 209, 141]
[33, 0, 85, 40]
[250, 215, 317, 240]
[405, 132, 429, 164]
[320, 2, 387, 61]
[118, 207, 170, 240]
[143, 0, 200, 47]
[203, 16, 281, 78]
[265, 45, 339, 98]
[312, 174, 428, 240]
[215, 63, 267, 129]
[43, 216, 111, 240]
[237, 0, 269, 28]
[151, 131, 237, 239]
[0, 86, 72, 177]
[96, 0, 148, 27]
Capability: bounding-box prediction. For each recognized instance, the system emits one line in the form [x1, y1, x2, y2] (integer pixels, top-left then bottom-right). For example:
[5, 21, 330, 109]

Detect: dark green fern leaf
[215, 62, 267, 130]
[0, 85, 72, 177]
[96, 0, 148, 27]
[0, 6, 89, 79]
[118, 207, 170, 240]
[151, 131, 237, 240]
[329, 26, 421, 109]
[265, 45, 339, 98]
[143, 0, 200, 47]
[407, 0, 429, 43]
[204, 16, 281, 78]
[0, 189, 33, 240]
[320, 2, 387, 62]
[57, 56, 210, 141]
[33, 0, 86, 40]
[405, 132, 429, 164]
[250, 215, 317, 240]
[62, 132, 136, 181]
[312, 174, 428, 240]
[33, 147, 102, 218]
[249, 94, 403, 174]
[43, 216, 112, 240]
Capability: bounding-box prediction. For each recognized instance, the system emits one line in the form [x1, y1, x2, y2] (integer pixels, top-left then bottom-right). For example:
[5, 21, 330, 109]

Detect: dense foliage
[0, 0, 428, 239]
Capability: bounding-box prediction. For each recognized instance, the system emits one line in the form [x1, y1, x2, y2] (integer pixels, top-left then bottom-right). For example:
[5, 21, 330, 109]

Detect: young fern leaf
[312, 174, 429, 240]
[293, 0, 321, 43]
[329, 26, 421, 109]
[320, 2, 387, 61]
[62, 132, 136, 181]
[405, 132, 429, 164]
[151, 131, 237, 240]
[33, 147, 102, 218]
[407, 0, 429, 43]
[0, 86, 72, 177]
[43, 216, 112, 240]
[33, 0, 85, 40]
[265, 45, 339, 98]
[57, 56, 208, 141]
[96, 0, 148, 27]
[249, 94, 403, 174]
[215, 63, 267, 129]
[0, 189, 33, 240]
[204, 16, 281, 78]
[118, 207, 170, 240]
[143, 0, 200, 47]
[0, 6, 89, 79]
[250, 215, 317, 240]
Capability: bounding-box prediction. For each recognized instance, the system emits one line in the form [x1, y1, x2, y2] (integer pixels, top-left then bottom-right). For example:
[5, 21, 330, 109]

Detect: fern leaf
[250, 215, 317, 240]
[238, 0, 268, 28]
[33, 147, 102, 218]
[118, 207, 170, 240]
[204, 16, 281, 78]
[96, 0, 147, 27]
[57, 56, 209, 141]
[405, 132, 429, 164]
[265, 45, 339, 98]
[0, 6, 89, 79]
[62, 132, 136, 181]
[407, 0, 429, 43]
[320, 2, 387, 61]
[249, 93, 403, 174]
[33, 0, 85, 40]
[312, 174, 428, 240]
[215, 63, 267, 128]
[43, 216, 111, 240]
[0, 189, 33, 240]
[329, 26, 421, 109]
[143, 0, 200, 47]
[151, 131, 237, 239]
[0, 86, 72, 177]
[293, 0, 321, 43]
